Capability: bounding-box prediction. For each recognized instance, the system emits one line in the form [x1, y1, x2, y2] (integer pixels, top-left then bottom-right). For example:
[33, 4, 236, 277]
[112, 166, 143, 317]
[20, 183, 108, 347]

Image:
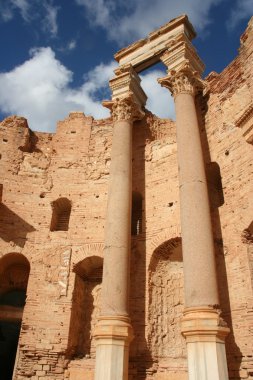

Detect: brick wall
[0, 17, 252, 380]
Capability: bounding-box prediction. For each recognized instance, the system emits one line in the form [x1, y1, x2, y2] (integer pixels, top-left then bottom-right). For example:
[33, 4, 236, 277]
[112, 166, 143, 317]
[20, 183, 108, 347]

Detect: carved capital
[158, 65, 205, 98]
[103, 95, 145, 122]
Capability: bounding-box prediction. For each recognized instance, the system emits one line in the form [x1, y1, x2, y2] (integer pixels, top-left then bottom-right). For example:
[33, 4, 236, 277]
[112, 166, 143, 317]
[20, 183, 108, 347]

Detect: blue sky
[0, 0, 252, 132]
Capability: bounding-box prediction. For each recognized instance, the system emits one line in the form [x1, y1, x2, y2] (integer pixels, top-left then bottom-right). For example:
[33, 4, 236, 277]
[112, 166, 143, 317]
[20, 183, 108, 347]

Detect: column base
[181, 307, 230, 380]
[93, 316, 133, 380]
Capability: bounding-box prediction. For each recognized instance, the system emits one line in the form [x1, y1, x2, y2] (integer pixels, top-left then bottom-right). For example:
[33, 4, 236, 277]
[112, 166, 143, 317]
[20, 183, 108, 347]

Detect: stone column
[158, 42, 229, 380]
[94, 67, 146, 380]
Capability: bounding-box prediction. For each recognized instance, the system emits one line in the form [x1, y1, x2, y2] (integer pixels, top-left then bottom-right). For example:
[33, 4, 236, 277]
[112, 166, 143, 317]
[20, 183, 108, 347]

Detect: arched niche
[50, 197, 72, 231]
[0, 253, 30, 380]
[67, 256, 103, 359]
[148, 238, 186, 363]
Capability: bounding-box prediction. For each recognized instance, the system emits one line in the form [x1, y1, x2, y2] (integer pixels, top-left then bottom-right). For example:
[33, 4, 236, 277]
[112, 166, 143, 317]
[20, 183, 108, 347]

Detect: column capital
[103, 94, 145, 122]
[158, 65, 206, 98]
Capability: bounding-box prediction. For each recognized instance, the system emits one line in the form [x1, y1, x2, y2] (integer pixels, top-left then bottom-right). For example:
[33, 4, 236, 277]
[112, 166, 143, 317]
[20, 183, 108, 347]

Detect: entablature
[114, 15, 196, 73]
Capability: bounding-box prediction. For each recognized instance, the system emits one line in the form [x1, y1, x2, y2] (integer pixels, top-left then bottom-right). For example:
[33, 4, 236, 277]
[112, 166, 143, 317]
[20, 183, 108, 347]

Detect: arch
[131, 191, 143, 236]
[67, 256, 103, 359]
[148, 238, 186, 373]
[0, 253, 30, 380]
[50, 197, 71, 231]
[0, 253, 30, 295]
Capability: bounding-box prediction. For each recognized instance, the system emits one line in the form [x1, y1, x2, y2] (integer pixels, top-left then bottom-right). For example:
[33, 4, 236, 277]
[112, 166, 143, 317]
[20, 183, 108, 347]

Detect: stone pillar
[158, 41, 229, 380]
[94, 67, 146, 380]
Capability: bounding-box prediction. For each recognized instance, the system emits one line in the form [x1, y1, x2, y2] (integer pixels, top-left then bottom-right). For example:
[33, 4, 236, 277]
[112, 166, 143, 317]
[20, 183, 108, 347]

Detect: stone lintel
[160, 35, 205, 75]
[114, 15, 196, 73]
[109, 65, 147, 108]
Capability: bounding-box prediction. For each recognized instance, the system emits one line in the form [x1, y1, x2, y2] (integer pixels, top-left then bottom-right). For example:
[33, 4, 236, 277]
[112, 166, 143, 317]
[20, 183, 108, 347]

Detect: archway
[67, 256, 103, 359]
[0, 253, 30, 380]
[148, 237, 187, 378]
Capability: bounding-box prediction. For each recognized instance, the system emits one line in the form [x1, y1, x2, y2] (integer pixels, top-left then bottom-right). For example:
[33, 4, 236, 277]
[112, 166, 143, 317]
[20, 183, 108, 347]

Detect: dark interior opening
[0, 290, 26, 380]
[132, 192, 143, 236]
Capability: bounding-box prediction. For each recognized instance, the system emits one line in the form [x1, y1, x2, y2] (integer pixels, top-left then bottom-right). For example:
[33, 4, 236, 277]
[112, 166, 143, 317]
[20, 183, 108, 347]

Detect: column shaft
[174, 92, 219, 307]
[94, 94, 145, 380]
[158, 37, 230, 380]
[101, 118, 132, 316]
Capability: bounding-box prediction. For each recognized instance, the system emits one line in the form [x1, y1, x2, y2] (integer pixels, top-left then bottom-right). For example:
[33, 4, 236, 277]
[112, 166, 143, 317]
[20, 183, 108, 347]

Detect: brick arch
[71, 243, 104, 269]
[0, 252, 30, 295]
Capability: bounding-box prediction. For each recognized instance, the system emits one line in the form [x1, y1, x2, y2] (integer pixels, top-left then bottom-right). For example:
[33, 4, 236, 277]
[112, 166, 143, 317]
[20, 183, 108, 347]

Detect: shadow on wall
[0, 204, 35, 248]
[129, 117, 153, 379]
[196, 93, 243, 378]
[67, 256, 103, 359]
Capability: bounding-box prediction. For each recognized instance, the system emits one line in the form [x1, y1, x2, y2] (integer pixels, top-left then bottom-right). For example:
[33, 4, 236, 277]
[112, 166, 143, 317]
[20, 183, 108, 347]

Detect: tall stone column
[94, 67, 146, 380]
[158, 40, 230, 380]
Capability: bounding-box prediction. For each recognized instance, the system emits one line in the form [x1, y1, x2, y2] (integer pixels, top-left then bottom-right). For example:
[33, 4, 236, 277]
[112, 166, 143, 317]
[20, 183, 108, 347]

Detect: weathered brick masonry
[0, 17, 252, 380]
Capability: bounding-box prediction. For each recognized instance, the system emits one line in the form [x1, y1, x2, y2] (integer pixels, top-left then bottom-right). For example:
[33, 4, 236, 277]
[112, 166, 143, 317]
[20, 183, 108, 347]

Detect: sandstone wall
[0, 17, 252, 380]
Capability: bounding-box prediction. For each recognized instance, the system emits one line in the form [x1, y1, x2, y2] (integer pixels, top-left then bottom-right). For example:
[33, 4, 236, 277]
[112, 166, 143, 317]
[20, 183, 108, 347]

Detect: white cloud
[0, 47, 117, 132]
[42, 2, 60, 37]
[0, 0, 59, 37]
[75, 0, 223, 44]
[227, 0, 253, 29]
[75, 0, 112, 26]
[68, 40, 77, 51]
[0, 48, 175, 132]
[141, 70, 175, 120]
[11, 0, 30, 21]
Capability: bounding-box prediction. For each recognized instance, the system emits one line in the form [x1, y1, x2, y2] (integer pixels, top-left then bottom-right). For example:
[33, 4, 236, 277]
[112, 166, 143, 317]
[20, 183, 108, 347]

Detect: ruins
[0, 14, 252, 380]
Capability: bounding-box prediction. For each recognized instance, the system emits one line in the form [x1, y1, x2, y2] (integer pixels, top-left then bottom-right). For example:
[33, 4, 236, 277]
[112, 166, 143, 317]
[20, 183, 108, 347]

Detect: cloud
[0, 0, 59, 37]
[0, 48, 174, 132]
[75, 0, 223, 44]
[42, 2, 60, 37]
[141, 70, 175, 120]
[58, 39, 77, 53]
[0, 47, 117, 132]
[227, 0, 253, 29]
[11, 0, 30, 21]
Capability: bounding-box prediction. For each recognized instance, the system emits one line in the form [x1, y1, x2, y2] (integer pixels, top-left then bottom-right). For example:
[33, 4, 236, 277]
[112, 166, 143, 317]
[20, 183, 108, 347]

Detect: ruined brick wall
[200, 17, 253, 380]
[0, 17, 252, 380]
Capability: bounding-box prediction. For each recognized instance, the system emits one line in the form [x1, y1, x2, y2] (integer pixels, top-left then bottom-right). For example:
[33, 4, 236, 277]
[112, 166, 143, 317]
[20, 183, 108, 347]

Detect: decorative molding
[108, 65, 147, 108]
[43, 246, 72, 297]
[161, 36, 205, 75]
[235, 104, 253, 145]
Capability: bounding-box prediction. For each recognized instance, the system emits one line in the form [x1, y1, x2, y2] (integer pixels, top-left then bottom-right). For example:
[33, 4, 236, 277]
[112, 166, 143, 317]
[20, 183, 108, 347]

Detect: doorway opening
[0, 253, 30, 380]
